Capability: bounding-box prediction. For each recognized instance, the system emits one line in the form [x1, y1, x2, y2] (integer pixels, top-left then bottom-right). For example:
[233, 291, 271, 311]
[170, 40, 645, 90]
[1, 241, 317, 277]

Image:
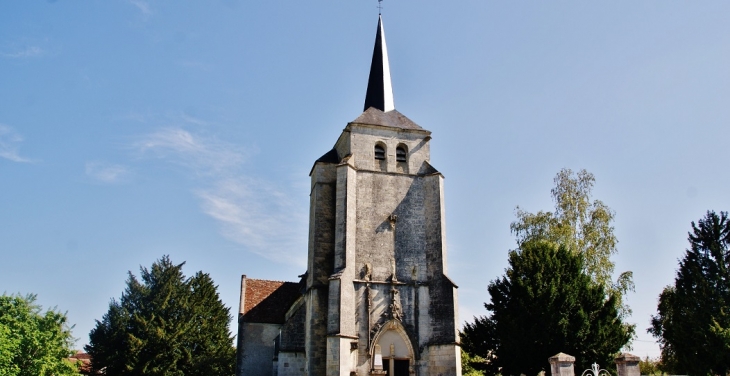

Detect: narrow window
[396, 146, 407, 162]
[375, 144, 386, 160]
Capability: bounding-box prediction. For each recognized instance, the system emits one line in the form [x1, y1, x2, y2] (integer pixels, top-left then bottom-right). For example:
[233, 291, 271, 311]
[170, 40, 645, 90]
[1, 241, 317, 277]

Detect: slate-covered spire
[364, 15, 395, 113]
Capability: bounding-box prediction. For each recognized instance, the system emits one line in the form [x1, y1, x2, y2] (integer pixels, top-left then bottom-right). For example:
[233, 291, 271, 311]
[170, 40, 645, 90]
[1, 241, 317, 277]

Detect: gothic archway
[370, 320, 415, 375]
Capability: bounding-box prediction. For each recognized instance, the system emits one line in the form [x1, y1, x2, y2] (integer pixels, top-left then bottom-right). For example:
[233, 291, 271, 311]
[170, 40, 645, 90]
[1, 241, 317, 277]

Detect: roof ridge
[245, 277, 298, 284]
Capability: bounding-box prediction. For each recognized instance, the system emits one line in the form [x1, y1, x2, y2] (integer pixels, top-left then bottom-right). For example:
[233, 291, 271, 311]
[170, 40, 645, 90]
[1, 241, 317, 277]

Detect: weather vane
[377, 0, 383, 15]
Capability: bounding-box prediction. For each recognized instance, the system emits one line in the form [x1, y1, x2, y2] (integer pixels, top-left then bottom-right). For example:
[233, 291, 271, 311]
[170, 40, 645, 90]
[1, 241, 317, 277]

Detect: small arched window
[396, 146, 407, 162]
[374, 144, 386, 160]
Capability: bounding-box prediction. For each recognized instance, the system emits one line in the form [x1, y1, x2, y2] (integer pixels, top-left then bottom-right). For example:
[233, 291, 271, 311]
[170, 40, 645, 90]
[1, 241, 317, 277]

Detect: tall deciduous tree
[649, 211, 730, 376]
[86, 255, 235, 376]
[0, 294, 79, 376]
[510, 169, 633, 313]
[464, 242, 632, 376]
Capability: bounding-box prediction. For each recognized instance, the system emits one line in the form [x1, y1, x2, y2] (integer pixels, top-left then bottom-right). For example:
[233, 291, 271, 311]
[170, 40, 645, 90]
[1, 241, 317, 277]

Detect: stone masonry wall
[311, 117, 460, 374]
[355, 172, 429, 283]
[276, 352, 306, 376]
[420, 344, 462, 376]
[342, 124, 430, 175]
[279, 304, 305, 352]
[306, 161, 337, 375]
[238, 322, 281, 376]
[307, 163, 336, 287]
[329, 162, 358, 338]
[305, 287, 329, 375]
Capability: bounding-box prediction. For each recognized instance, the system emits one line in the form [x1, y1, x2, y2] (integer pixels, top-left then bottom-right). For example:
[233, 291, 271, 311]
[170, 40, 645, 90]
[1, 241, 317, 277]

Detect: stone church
[236, 15, 461, 376]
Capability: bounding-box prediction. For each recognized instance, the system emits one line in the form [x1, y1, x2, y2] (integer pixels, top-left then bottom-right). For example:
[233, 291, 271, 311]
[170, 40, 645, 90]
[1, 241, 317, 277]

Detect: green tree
[638, 356, 661, 376]
[86, 255, 235, 376]
[649, 211, 730, 376]
[461, 349, 488, 376]
[0, 294, 79, 376]
[510, 169, 634, 312]
[461, 316, 496, 374]
[465, 242, 632, 376]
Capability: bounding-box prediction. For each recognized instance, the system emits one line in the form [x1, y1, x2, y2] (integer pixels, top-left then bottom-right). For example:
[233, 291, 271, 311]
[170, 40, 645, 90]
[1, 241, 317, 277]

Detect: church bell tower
[235, 14, 461, 376]
[304, 15, 462, 376]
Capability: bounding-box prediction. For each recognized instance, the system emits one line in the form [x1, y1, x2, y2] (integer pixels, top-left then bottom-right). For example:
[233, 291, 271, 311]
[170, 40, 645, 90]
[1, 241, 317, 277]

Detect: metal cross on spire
[377, 0, 383, 15]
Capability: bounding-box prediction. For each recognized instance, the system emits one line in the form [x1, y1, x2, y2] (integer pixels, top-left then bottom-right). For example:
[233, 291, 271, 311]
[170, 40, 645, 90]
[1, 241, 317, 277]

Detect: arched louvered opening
[395, 146, 407, 162]
[374, 143, 387, 172]
[395, 144, 408, 173]
[375, 144, 386, 160]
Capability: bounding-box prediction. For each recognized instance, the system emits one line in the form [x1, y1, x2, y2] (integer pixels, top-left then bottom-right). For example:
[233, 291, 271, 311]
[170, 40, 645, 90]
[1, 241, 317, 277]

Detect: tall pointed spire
[364, 15, 395, 113]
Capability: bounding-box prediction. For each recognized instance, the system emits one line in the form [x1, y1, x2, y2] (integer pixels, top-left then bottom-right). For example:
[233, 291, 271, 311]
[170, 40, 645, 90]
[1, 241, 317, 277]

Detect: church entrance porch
[370, 320, 414, 375]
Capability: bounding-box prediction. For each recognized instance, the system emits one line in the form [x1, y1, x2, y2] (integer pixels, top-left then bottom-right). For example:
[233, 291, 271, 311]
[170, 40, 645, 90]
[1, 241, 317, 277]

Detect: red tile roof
[242, 278, 301, 324]
[68, 352, 95, 374]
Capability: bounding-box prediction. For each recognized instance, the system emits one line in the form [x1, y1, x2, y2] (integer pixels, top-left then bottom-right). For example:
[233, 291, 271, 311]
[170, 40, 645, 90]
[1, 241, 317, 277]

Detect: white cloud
[197, 178, 307, 266]
[0, 124, 32, 163]
[133, 127, 246, 176]
[134, 127, 306, 266]
[85, 161, 131, 183]
[2, 46, 44, 59]
[129, 0, 152, 18]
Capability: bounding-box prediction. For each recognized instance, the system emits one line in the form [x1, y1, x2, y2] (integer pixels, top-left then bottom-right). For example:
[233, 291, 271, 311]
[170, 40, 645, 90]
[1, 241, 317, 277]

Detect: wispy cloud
[129, 0, 153, 18]
[197, 178, 307, 264]
[2, 46, 44, 59]
[0, 124, 32, 163]
[134, 126, 306, 266]
[85, 161, 131, 184]
[134, 128, 246, 176]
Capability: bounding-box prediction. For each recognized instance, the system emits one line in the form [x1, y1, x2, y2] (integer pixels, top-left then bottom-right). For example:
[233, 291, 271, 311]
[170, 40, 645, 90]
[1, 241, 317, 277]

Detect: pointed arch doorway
[371, 320, 414, 376]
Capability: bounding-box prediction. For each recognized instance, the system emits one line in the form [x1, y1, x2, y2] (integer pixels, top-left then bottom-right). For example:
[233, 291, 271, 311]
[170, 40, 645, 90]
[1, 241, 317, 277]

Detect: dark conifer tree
[462, 242, 632, 376]
[86, 256, 235, 376]
[650, 211, 730, 376]
[461, 315, 497, 374]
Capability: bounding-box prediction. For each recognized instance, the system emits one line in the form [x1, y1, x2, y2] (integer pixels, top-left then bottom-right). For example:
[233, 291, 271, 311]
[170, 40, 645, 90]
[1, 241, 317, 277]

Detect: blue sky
[2, 1, 729, 359]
